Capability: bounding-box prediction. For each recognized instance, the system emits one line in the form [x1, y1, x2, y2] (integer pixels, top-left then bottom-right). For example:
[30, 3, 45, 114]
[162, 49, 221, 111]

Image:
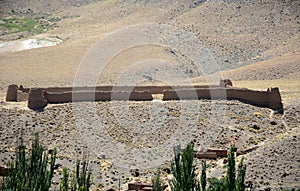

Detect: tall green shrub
[236, 157, 246, 191]
[1, 132, 57, 191]
[152, 168, 164, 191]
[59, 159, 91, 191]
[207, 145, 249, 191]
[60, 167, 69, 191]
[170, 144, 251, 191]
[200, 161, 207, 191]
[169, 142, 197, 191]
[225, 145, 236, 191]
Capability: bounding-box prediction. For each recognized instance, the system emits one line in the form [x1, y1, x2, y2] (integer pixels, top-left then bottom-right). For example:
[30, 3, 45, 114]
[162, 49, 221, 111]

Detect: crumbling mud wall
[162, 87, 283, 112]
[45, 90, 153, 103]
[133, 85, 220, 94]
[27, 90, 153, 110]
[28, 89, 47, 110]
[6, 85, 30, 102]
[163, 88, 229, 100]
[226, 87, 282, 111]
[6, 84, 18, 101]
[5, 79, 283, 113]
[45, 85, 219, 95]
[17, 91, 29, 101]
[6, 79, 232, 102]
[9, 85, 221, 103]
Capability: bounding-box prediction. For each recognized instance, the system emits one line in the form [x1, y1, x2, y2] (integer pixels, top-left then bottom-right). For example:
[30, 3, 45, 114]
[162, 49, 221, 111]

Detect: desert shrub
[0, 132, 57, 191]
[152, 168, 164, 191]
[207, 145, 249, 191]
[198, 161, 207, 191]
[0, 132, 91, 191]
[60, 167, 69, 191]
[236, 157, 246, 191]
[225, 145, 236, 191]
[207, 177, 226, 191]
[59, 158, 91, 191]
[169, 142, 197, 191]
[170, 144, 252, 191]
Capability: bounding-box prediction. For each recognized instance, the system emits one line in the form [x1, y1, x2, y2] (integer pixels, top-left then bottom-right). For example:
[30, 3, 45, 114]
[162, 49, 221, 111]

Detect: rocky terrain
[0, 99, 299, 190]
[0, 0, 299, 190]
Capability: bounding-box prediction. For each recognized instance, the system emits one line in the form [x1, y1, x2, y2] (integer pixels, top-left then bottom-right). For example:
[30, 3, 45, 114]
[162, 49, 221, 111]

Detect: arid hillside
[0, 1, 299, 191]
[0, 0, 299, 95]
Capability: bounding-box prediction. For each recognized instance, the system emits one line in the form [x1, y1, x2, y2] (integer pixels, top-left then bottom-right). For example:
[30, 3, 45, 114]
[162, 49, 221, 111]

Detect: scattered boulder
[162, 167, 171, 174]
[130, 169, 140, 177]
[252, 124, 260, 130]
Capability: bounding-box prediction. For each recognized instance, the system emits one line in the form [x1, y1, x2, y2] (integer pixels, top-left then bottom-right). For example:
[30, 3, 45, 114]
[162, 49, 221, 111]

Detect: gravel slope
[0, 0, 299, 190]
[0, 100, 299, 190]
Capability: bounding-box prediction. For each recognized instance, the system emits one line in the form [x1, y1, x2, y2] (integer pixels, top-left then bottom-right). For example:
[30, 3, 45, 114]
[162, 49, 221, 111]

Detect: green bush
[169, 143, 197, 191]
[225, 145, 236, 191]
[0, 132, 91, 191]
[207, 145, 249, 191]
[152, 168, 164, 191]
[198, 161, 207, 191]
[60, 167, 69, 191]
[59, 158, 91, 191]
[169, 143, 253, 191]
[0, 132, 57, 191]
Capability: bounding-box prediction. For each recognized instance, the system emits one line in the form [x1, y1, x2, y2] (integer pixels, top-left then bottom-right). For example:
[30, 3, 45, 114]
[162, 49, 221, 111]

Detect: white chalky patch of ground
[0, 37, 62, 53]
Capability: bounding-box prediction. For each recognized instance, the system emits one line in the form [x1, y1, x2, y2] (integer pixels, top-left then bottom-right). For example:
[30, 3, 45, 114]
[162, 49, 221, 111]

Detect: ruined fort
[6, 79, 283, 113]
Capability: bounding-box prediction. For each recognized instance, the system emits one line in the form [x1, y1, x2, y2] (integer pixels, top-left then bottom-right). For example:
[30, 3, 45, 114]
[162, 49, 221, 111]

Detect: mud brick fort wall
[5, 79, 283, 113]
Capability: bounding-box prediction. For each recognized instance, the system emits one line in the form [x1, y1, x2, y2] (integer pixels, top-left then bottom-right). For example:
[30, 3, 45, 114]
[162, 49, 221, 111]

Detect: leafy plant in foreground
[169, 142, 197, 191]
[0, 132, 57, 191]
[152, 168, 164, 191]
[170, 143, 251, 191]
[207, 145, 249, 191]
[59, 158, 91, 191]
[225, 145, 236, 191]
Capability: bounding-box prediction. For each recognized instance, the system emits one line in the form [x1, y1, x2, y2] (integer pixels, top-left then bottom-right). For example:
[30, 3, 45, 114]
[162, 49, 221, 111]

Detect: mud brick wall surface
[163, 87, 283, 111]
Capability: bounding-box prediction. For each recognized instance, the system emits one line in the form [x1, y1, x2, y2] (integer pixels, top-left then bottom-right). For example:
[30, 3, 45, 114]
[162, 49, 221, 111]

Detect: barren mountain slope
[0, 1, 299, 190]
[0, 0, 299, 95]
[172, 0, 299, 69]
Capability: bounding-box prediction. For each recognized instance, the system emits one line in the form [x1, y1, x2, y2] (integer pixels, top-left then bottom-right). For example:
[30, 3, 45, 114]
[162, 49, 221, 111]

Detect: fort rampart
[45, 90, 153, 103]
[5, 79, 283, 113]
[163, 87, 283, 112]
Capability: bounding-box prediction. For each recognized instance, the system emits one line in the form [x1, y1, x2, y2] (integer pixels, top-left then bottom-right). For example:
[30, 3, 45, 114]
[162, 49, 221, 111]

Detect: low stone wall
[163, 87, 283, 112]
